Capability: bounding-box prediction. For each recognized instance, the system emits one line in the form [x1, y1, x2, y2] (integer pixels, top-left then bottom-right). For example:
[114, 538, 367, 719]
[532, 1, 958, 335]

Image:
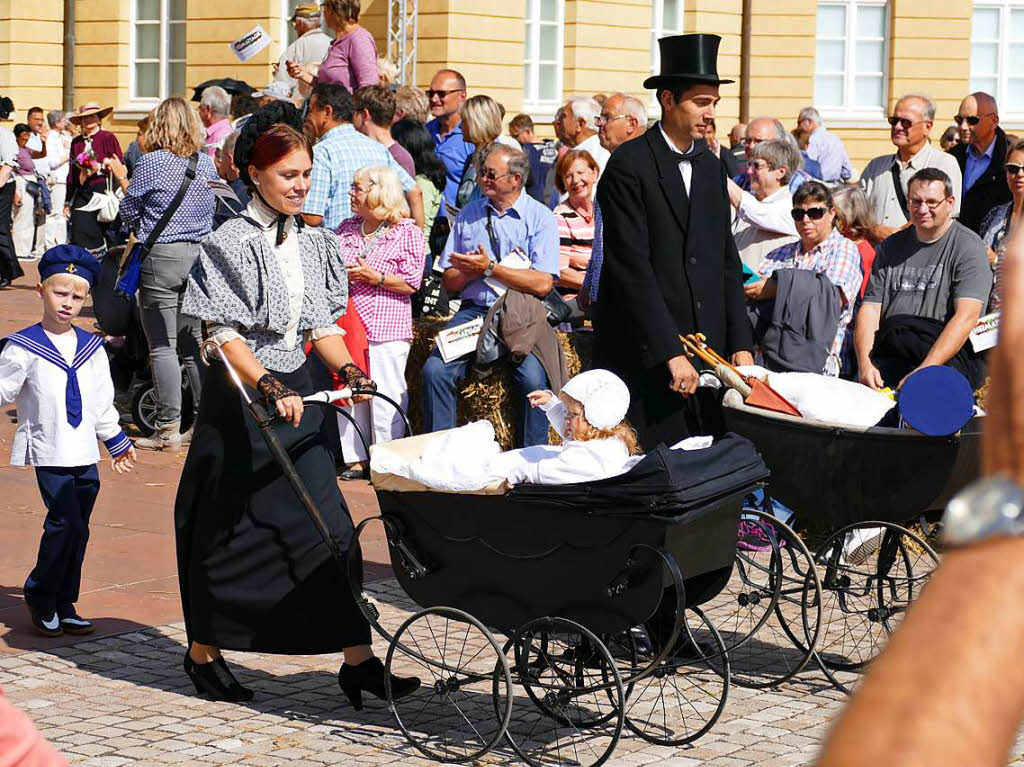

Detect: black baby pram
[203, 342, 769, 766]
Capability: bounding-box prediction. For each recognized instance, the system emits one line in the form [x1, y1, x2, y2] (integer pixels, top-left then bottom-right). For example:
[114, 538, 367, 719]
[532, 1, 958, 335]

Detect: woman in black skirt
[176, 110, 418, 706]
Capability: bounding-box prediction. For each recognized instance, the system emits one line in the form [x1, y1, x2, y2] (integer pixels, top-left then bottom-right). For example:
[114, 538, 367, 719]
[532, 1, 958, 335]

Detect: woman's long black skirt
[68, 188, 107, 250]
[174, 360, 372, 653]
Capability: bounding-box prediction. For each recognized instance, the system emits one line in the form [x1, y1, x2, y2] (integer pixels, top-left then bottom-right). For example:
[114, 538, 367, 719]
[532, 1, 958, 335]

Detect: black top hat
[644, 33, 734, 89]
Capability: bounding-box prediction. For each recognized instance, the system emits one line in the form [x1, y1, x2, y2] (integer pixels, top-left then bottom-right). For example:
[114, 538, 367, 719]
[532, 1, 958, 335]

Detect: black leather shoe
[0, 277, 11, 290]
[184, 652, 254, 702]
[339, 465, 368, 481]
[58, 610, 95, 635]
[26, 604, 62, 637]
[338, 657, 420, 710]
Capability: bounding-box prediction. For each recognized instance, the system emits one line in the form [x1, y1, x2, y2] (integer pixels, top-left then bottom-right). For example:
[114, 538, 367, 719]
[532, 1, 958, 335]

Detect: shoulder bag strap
[890, 161, 910, 219]
[144, 152, 199, 251]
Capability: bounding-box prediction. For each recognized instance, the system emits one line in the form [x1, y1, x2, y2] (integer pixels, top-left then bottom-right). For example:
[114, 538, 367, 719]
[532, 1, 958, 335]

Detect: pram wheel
[704, 509, 822, 689]
[501, 616, 624, 767]
[385, 606, 512, 763]
[804, 521, 939, 693]
[621, 605, 730, 746]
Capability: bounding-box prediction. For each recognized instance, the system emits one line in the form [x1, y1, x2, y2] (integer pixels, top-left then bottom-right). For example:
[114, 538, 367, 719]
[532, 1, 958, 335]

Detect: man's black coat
[594, 124, 753, 448]
[949, 126, 1012, 233]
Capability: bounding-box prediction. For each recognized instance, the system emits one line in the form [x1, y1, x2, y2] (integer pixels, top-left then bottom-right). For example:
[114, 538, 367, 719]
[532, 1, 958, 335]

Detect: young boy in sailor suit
[0, 245, 136, 637]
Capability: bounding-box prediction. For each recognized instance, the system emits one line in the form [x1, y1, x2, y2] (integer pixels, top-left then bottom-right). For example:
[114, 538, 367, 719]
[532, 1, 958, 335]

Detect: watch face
[943, 476, 1024, 545]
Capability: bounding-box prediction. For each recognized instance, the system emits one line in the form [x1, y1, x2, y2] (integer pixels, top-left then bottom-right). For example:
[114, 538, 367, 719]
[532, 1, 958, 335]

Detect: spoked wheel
[804, 521, 939, 694]
[385, 606, 512, 763]
[707, 509, 822, 689]
[500, 616, 624, 767]
[620, 606, 730, 746]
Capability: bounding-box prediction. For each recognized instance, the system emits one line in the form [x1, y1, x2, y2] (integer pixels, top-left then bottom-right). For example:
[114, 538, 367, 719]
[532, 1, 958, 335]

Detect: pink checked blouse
[336, 217, 426, 343]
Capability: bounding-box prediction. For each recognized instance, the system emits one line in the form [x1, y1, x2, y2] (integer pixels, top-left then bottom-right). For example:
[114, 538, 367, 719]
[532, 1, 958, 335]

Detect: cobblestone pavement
[5, 575, 1024, 766]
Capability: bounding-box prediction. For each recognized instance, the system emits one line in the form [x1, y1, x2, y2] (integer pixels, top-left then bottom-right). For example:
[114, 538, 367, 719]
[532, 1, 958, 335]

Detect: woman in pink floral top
[335, 164, 425, 478]
[287, 0, 379, 94]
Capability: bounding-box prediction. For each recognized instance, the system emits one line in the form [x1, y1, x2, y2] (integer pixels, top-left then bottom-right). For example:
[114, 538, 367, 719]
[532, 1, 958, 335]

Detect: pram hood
[508, 432, 769, 516]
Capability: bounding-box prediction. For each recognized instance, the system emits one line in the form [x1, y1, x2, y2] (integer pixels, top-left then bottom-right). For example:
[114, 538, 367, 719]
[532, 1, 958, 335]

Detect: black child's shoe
[337, 657, 420, 710]
[26, 605, 62, 637]
[58, 609, 95, 636]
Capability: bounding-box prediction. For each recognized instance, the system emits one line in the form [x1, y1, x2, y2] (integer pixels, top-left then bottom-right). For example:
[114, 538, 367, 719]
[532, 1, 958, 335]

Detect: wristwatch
[483, 260, 496, 278]
[942, 476, 1024, 546]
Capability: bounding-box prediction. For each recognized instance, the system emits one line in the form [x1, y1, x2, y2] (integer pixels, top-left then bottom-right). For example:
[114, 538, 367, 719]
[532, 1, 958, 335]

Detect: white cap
[560, 369, 630, 430]
[252, 81, 293, 101]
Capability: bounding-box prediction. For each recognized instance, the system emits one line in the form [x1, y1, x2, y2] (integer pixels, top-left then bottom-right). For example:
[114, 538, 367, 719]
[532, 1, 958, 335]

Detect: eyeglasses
[596, 114, 630, 127]
[747, 161, 771, 172]
[426, 88, 465, 101]
[791, 207, 829, 221]
[1006, 163, 1024, 176]
[907, 197, 950, 210]
[742, 136, 765, 146]
[479, 169, 513, 182]
[887, 116, 925, 130]
[954, 113, 995, 126]
[349, 181, 375, 194]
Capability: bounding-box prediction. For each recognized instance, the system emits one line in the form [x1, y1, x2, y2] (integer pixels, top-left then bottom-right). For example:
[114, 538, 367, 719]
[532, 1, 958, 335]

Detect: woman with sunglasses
[746, 181, 863, 376]
[979, 139, 1024, 310]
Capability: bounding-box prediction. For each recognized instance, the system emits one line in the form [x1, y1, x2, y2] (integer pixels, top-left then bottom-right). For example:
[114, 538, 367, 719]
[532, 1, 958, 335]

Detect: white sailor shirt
[0, 324, 130, 467]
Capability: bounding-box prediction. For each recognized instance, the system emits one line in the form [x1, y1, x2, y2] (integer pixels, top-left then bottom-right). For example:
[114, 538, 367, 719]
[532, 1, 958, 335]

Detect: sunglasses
[1006, 163, 1024, 176]
[426, 88, 464, 100]
[887, 116, 924, 130]
[953, 113, 995, 126]
[479, 169, 513, 182]
[791, 207, 829, 221]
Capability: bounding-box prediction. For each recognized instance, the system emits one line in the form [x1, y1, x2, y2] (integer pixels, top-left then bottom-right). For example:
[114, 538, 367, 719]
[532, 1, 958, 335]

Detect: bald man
[948, 91, 1011, 233]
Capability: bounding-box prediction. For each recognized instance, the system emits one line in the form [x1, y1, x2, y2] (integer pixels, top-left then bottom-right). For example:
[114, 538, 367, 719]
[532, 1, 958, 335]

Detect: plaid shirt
[302, 124, 415, 230]
[336, 217, 426, 343]
[759, 227, 863, 371]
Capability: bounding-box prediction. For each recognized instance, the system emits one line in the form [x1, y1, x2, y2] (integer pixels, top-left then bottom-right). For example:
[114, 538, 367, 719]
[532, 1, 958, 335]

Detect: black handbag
[485, 208, 571, 326]
[92, 153, 199, 335]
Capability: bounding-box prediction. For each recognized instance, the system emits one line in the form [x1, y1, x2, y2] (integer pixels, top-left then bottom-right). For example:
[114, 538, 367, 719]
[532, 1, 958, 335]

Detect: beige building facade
[0, 0, 1009, 171]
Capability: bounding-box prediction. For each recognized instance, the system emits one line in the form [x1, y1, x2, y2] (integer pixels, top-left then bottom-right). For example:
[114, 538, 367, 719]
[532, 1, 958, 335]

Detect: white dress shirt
[658, 125, 693, 195]
[0, 127, 18, 186]
[732, 186, 799, 270]
[26, 133, 48, 178]
[0, 328, 126, 466]
[45, 130, 72, 184]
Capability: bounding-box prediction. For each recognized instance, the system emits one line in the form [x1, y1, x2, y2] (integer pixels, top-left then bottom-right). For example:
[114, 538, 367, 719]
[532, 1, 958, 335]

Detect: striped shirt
[553, 201, 595, 293]
[759, 227, 863, 370]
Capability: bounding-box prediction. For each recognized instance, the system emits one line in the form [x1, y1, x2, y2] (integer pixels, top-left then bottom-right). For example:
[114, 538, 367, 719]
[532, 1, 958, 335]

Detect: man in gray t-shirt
[856, 168, 992, 389]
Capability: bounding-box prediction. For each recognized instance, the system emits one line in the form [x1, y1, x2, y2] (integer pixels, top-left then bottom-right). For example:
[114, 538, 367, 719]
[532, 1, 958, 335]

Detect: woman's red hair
[247, 124, 313, 173]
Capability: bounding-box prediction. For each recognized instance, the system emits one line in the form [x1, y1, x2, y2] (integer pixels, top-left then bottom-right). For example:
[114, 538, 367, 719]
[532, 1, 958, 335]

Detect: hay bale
[405, 316, 595, 450]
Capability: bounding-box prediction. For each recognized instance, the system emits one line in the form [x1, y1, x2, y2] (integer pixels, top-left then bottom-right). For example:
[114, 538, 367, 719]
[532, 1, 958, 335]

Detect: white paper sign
[230, 26, 272, 62]
[436, 317, 484, 363]
[969, 311, 1000, 352]
[484, 248, 530, 297]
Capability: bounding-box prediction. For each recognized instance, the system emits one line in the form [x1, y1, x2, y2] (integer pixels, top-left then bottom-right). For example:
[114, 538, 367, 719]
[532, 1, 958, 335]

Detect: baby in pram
[372, 369, 651, 491]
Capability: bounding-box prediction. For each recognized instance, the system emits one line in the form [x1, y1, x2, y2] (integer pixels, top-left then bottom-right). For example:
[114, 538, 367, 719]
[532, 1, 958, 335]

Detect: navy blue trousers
[24, 465, 100, 615]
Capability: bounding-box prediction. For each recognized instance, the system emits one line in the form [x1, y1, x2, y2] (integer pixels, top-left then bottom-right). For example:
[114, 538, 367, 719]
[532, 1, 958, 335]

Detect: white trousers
[11, 177, 40, 258]
[337, 339, 411, 464]
[45, 182, 67, 248]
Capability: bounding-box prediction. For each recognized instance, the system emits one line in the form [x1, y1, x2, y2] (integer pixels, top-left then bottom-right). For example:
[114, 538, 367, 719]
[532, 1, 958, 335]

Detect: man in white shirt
[860, 93, 963, 235]
[274, 5, 331, 93]
[557, 95, 611, 176]
[43, 110, 72, 248]
[23, 107, 49, 256]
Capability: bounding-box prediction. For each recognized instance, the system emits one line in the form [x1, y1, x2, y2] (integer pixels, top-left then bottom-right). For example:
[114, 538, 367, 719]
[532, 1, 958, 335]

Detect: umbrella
[191, 78, 255, 102]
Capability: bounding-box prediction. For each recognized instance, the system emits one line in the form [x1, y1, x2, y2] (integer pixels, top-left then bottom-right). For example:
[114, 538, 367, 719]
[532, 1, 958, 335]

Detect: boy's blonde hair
[41, 272, 91, 292]
[561, 392, 641, 455]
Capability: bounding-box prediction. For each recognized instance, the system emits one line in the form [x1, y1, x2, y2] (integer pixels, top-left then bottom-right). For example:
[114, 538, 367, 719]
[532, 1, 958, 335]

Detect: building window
[651, 0, 684, 76]
[970, 4, 1024, 112]
[523, 0, 564, 114]
[132, 0, 186, 102]
[814, 1, 889, 119]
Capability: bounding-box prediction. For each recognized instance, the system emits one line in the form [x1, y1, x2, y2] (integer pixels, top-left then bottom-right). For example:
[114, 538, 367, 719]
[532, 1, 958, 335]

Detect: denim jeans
[138, 241, 204, 427]
[421, 304, 550, 448]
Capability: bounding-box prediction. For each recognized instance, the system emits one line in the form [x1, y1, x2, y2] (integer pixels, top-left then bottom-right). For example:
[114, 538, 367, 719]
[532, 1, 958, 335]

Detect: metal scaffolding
[387, 0, 418, 86]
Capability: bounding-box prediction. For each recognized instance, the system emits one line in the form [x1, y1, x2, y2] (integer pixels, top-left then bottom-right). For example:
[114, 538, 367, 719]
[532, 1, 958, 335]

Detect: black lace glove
[340, 363, 377, 393]
[256, 373, 299, 406]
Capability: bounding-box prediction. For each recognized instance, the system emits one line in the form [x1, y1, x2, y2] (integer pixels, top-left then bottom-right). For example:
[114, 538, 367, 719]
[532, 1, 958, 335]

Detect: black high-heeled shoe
[338, 657, 420, 710]
[184, 652, 254, 702]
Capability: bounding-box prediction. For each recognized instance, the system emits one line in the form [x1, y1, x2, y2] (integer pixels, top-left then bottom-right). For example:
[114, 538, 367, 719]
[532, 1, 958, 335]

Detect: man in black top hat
[594, 34, 754, 449]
